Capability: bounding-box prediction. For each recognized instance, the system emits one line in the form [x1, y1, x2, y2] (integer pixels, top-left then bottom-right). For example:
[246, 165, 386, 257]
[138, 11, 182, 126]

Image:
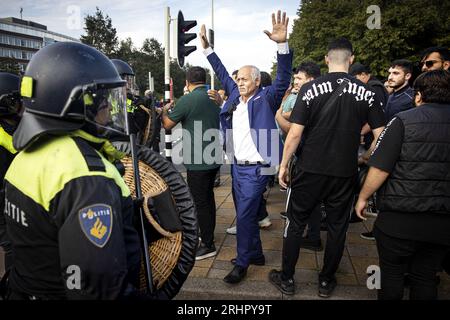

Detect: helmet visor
[84, 85, 129, 136]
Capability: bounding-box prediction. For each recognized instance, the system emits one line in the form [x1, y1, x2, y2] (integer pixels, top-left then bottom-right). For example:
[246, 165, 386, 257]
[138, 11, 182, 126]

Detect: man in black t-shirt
[355, 70, 450, 300]
[269, 38, 385, 298]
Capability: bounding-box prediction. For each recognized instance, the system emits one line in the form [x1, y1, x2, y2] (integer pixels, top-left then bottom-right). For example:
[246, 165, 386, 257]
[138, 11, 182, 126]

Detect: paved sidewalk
[1, 174, 449, 300]
[176, 174, 450, 300]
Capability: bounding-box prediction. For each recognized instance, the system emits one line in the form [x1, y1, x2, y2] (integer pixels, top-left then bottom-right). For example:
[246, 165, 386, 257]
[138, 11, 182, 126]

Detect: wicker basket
[121, 156, 182, 290]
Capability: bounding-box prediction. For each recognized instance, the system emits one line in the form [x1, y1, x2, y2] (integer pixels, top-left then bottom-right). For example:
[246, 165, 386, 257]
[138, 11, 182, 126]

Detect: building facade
[0, 17, 79, 72]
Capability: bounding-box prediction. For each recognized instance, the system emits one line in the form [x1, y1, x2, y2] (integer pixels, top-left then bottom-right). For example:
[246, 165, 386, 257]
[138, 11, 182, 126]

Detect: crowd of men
[0, 8, 449, 300]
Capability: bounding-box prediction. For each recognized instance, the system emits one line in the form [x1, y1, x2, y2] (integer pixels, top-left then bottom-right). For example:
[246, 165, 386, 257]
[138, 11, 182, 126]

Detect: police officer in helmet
[111, 59, 138, 97]
[0, 72, 21, 276]
[111, 58, 155, 146]
[3, 42, 141, 300]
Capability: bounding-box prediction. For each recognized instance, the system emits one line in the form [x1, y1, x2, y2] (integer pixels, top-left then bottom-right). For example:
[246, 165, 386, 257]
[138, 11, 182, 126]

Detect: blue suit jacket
[207, 50, 293, 165]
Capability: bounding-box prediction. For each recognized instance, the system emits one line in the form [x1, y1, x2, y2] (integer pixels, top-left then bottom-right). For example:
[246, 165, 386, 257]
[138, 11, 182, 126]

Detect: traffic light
[176, 10, 197, 68]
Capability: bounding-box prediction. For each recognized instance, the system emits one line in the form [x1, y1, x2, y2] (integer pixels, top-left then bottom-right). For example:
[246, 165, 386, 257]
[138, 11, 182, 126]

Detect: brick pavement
[1, 174, 449, 300]
[176, 175, 450, 300]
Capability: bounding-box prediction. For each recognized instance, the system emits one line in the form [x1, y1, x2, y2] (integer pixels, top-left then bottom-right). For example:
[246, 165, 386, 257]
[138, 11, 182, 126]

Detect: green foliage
[0, 58, 21, 74]
[81, 8, 188, 98]
[288, 0, 450, 79]
[112, 36, 188, 98]
[80, 7, 118, 56]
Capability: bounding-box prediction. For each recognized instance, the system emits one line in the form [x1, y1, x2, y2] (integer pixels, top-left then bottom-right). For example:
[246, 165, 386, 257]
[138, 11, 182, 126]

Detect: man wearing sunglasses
[421, 46, 450, 282]
[355, 70, 450, 300]
[420, 47, 450, 73]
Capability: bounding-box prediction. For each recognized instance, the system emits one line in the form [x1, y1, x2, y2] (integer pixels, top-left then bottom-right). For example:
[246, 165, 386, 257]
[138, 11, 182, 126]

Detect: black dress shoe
[223, 266, 247, 284]
[230, 255, 265, 266]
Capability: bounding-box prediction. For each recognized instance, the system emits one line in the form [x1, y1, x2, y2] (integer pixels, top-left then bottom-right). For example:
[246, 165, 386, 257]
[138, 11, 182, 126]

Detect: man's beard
[390, 79, 406, 90]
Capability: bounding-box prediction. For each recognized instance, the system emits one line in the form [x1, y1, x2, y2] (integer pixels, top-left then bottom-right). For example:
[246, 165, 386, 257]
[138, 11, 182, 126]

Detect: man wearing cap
[349, 62, 389, 107]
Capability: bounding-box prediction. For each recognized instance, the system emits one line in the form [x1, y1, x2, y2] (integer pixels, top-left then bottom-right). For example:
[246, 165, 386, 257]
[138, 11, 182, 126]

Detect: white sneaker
[227, 217, 272, 235]
[258, 217, 272, 228]
[226, 225, 237, 235]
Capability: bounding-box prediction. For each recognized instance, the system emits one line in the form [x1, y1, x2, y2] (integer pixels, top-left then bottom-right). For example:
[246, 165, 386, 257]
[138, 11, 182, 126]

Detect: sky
[2, 0, 301, 73]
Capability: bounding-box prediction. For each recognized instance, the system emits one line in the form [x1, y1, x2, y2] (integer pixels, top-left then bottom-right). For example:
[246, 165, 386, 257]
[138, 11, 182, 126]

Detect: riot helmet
[0, 72, 21, 117]
[111, 59, 138, 95]
[14, 42, 128, 150]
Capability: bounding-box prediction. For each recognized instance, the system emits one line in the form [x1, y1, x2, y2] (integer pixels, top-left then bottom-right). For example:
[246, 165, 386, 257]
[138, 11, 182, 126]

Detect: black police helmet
[111, 59, 135, 77]
[0, 72, 20, 116]
[14, 41, 125, 150]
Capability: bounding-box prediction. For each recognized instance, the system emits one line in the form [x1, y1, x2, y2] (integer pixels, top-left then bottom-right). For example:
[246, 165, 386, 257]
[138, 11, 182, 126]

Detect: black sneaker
[268, 270, 295, 295]
[195, 243, 217, 261]
[360, 231, 375, 241]
[279, 211, 287, 219]
[318, 278, 337, 298]
[299, 237, 323, 252]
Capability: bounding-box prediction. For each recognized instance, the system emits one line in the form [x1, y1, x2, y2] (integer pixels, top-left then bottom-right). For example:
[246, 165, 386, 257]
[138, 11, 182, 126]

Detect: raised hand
[263, 10, 289, 43]
[199, 24, 210, 49]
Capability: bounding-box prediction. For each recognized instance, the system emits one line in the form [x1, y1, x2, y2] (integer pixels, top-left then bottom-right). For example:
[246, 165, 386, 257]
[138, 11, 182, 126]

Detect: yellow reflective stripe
[0, 127, 17, 154]
[69, 130, 126, 162]
[126, 99, 136, 113]
[20, 76, 33, 98]
[5, 135, 130, 212]
[83, 93, 94, 106]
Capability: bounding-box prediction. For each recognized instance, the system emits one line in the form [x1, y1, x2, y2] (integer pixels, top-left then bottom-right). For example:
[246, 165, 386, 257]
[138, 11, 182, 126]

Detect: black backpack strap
[310, 78, 350, 126]
[299, 78, 350, 153]
[72, 137, 106, 172]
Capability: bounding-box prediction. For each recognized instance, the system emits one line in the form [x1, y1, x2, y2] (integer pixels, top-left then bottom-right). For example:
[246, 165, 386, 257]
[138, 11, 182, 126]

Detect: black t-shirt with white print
[290, 72, 386, 177]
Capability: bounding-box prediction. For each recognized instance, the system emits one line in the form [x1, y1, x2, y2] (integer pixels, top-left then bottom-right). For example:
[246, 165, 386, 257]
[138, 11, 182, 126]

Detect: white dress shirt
[203, 42, 290, 162]
[232, 95, 264, 162]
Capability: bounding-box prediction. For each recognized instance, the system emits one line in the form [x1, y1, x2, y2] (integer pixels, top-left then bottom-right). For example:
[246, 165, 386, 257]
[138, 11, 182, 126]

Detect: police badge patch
[78, 204, 113, 248]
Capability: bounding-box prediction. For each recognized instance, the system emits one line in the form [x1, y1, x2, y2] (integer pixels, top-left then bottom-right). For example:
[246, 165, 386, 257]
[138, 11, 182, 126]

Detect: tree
[113, 37, 135, 62]
[81, 7, 118, 56]
[133, 38, 165, 96]
[80, 8, 193, 99]
[288, 0, 450, 79]
[0, 58, 21, 74]
[113, 37, 187, 99]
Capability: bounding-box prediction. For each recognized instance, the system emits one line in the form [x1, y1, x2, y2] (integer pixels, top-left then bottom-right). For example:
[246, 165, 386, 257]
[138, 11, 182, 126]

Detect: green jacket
[168, 86, 221, 171]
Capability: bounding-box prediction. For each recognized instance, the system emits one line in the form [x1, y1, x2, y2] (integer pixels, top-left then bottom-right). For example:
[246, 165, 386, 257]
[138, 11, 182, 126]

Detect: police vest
[4, 131, 131, 298]
[377, 103, 450, 214]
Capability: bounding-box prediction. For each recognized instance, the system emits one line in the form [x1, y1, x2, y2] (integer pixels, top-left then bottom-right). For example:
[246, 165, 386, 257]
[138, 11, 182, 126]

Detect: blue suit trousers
[232, 164, 268, 267]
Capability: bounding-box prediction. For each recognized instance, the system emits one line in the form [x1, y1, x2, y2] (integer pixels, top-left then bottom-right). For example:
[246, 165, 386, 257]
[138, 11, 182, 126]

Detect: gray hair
[239, 65, 260, 82]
